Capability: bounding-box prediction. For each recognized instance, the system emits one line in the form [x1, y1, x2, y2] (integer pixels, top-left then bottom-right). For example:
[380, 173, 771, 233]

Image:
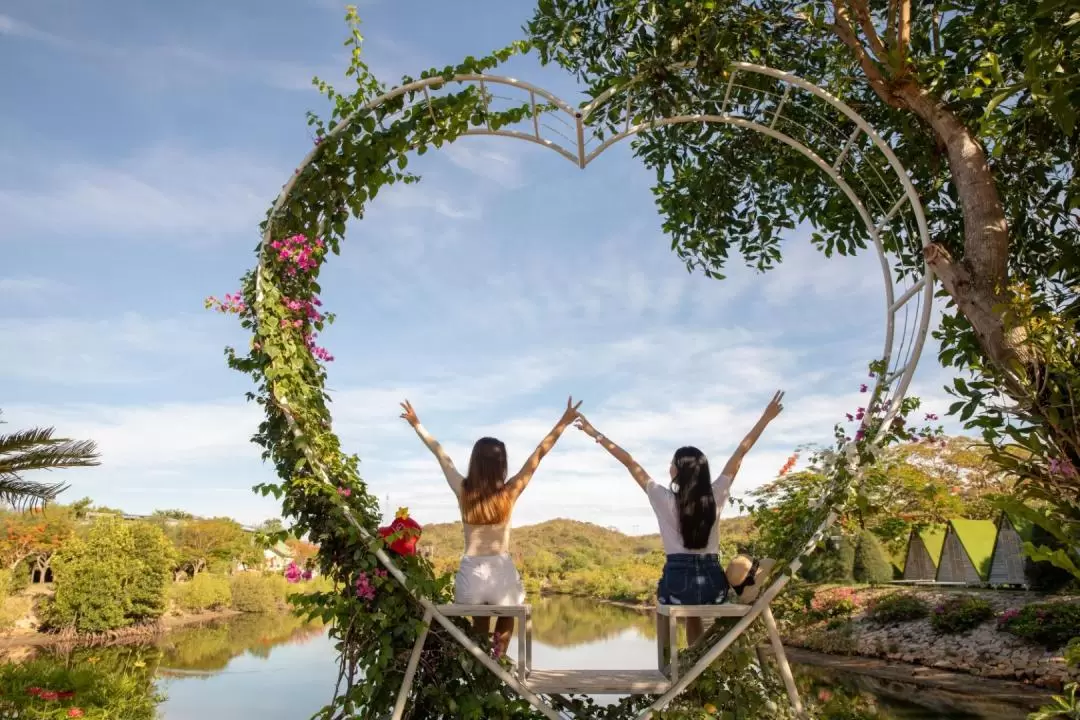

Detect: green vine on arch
[204, 8, 932, 720]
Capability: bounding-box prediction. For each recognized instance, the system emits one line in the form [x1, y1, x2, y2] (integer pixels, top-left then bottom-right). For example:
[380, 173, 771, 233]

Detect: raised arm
[573, 415, 651, 492]
[719, 391, 785, 487]
[400, 400, 463, 494]
[505, 396, 582, 500]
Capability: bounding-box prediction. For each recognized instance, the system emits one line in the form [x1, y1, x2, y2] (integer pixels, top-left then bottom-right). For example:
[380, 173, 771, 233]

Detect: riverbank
[0, 608, 243, 651]
[782, 586, 1080, 691]
[784, 646, 1054, 712]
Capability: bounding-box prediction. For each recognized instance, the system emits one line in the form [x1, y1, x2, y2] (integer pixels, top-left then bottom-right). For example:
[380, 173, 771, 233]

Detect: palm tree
[0, 410, 100, 510]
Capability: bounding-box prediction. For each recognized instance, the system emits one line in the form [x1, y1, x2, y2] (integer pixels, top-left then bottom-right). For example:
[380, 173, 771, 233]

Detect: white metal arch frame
[270, 63, 934, 431]
[259, 63, 936, 720]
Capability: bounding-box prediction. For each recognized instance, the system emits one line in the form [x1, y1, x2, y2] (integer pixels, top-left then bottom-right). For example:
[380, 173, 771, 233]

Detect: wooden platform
[525, 669, 671, 695]
[655, 603, 753, 618]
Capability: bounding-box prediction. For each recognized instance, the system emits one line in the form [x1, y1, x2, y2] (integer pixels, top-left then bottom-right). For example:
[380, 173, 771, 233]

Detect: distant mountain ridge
[418, 517, 755, 603]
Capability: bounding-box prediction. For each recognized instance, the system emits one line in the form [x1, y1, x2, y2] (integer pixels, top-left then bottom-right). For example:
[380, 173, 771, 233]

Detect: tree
[285, 538, 319, 569]
[748, 437, 1008, 563]
[527, 0, 1079, 573]
[852, 529, 894, 583]
[49, 516, 175, 632]
[152, 509, 194, 520]
[257, 518, 284, 535]
[0, 410, 100, 509]
[0, 506, 74, 573]
[176, 517, 248, 576]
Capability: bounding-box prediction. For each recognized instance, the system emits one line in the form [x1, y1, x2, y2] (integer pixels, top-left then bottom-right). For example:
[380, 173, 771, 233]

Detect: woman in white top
[574, 391, 784, 648]
[400, 396, 582, 656]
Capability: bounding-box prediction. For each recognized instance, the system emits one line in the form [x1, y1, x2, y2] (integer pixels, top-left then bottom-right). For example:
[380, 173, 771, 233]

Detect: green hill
[419, 517, 754, 604]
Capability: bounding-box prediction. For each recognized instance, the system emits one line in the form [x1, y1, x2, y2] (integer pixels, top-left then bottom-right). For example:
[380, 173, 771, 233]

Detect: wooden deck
[525, 669, 671, 695]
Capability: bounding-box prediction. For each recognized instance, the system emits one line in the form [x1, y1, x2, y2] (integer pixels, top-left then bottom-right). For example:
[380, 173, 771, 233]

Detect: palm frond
[0, 426, 60, 458]
[0, 411, 100, 511]
[0, 475, 69, 511]
[0, 438, 100, 476]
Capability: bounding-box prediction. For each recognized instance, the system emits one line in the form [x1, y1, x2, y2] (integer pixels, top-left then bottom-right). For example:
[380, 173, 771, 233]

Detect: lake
[14, 596, 1044, 719]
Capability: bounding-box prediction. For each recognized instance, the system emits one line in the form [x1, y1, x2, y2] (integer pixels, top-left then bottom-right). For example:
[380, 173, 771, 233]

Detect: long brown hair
[460, 437, 513, 525]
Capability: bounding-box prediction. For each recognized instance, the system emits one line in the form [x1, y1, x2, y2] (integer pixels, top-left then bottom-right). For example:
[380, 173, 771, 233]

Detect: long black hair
[671, 446, 716, 550]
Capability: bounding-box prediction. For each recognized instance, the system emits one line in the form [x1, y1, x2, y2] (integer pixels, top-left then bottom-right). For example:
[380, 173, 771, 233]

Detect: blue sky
[0, 0, 959, 533]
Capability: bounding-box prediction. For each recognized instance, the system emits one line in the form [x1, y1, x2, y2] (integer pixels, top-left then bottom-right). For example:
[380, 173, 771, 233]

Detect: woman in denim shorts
[574, 391, 785, 649]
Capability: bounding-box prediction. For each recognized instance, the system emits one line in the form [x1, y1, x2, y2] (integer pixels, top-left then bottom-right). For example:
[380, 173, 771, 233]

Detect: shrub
[48, 517, 176, 633]
[998, 601, 1080, 647]
[230, 573, 282, 613]
[852, 530, 893, 584]
[1065, 638, 1080, 668]
[172, 573, 232, 613]
[930, 595, 995, 634]
[8, 559, 31, 594]
[810, 587, 862, 624]
[0, 596, 32, 631]
[800, 535, 856, 583]
[866, 593, 929, 625]
[1024, 525, 1077, 593]
[802, 621, 858, 655]
[0, 568, 11, 598]
[0, 653, 161, 720]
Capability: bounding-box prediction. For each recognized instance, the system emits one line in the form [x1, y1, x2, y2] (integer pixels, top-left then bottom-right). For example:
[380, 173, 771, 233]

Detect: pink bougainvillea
[205, 234, 336, 364]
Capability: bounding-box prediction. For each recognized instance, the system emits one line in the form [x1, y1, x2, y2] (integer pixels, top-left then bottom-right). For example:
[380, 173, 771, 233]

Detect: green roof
[915, 524, 947, 568]
[950, 519, 998, 580]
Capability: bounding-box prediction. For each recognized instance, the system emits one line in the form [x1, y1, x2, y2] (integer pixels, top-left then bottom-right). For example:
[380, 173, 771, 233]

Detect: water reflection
[0, 596, 1043, 719]
[158, 613, 326, 675]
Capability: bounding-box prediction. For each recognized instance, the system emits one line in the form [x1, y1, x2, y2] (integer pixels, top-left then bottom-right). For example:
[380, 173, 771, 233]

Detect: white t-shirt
[645, 475, 733, 555]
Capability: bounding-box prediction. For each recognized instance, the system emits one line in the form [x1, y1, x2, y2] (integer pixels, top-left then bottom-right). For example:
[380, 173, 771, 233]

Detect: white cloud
[374, 180, 483, 220]
[444, 142, 524, 187]
[0, 312, 221, 385]
[0, 13, 71, 47]
[0, 276, 68, 296]
[0, 146, 282, 243]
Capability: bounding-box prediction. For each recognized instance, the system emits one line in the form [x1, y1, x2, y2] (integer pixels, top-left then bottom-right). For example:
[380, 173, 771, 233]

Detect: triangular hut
[901, 524, 946, 581]
[935, 519, 997, 584]
[988, 513, 1031, 586]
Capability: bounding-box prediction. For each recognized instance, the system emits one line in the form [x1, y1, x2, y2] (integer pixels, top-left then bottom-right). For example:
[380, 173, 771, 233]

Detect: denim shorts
[657, 554, 730, 605]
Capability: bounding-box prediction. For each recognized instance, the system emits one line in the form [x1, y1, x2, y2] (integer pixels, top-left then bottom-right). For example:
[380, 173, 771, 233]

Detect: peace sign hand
[762, 391, 785, 422]
[399, 400, 420, 428]
[562, 395, 583, 422]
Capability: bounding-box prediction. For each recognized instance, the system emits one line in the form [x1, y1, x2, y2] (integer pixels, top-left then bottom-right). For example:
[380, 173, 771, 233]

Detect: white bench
[436, 604, 532, 682]
[655, 602, 801, 714]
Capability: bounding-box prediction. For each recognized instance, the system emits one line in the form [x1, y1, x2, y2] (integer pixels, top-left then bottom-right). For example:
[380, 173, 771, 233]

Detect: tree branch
[897, 0, 912, 69]
[932, 6, 942, 55]
[887, 0, 899, 52]
[831, 2, 898, 107]
[846, 0, 889, 62]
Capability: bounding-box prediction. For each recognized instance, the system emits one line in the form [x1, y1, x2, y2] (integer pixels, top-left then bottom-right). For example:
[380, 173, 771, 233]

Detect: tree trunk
[887, 81, 1017, 371]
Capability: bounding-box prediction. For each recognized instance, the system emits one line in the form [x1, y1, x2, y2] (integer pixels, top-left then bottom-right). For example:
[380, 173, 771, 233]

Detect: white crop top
[644, 474, 732, 556]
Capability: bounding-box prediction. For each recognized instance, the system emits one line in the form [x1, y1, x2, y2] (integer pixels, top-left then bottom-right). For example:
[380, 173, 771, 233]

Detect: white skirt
[455, 554, 525, 605]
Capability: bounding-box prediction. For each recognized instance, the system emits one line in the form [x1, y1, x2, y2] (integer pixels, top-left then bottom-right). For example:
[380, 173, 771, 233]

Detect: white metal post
[391, 607, 433, 720]
[762, 606, 804, 716]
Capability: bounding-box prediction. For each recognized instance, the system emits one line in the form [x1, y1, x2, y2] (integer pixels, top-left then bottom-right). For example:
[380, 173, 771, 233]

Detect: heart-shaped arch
[263, 63, 933, 432]
[226, 51, 935, 720]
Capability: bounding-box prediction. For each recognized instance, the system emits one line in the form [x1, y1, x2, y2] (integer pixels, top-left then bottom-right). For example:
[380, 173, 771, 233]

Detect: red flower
[57, 691, 76, 699]
[68, 709, 85, 718]
[40, 690, 59, 701]
[26, 687, 42, 696]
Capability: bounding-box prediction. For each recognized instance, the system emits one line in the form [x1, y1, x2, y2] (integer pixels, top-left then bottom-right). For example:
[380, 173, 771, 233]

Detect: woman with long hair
[400, 396, 582, 655]
[574, 391, 784, 650]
